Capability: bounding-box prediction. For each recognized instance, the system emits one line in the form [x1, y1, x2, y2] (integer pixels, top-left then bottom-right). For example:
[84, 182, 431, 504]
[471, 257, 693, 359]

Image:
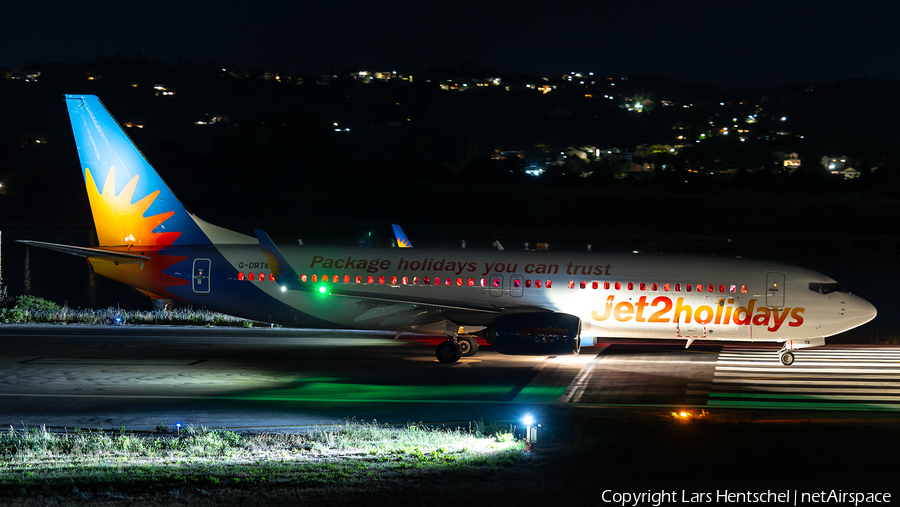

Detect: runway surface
[1, 325, 899, 430]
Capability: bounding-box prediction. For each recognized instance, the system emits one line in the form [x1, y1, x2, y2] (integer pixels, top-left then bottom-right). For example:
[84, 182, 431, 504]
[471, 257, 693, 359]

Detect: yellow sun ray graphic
[85, 167, 180, 247]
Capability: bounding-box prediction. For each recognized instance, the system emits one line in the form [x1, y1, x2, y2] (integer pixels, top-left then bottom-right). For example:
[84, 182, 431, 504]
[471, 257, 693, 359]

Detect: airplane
[20, 95, 877, 365]
[392, 224, 412, 248]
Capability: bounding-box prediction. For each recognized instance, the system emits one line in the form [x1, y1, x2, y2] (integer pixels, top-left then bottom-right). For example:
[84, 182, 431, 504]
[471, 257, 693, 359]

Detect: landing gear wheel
[436, 340, 462, 363]
[573, 337, 581, 356]
[458, 335, 479, 357]
[779, 351, 795, 366]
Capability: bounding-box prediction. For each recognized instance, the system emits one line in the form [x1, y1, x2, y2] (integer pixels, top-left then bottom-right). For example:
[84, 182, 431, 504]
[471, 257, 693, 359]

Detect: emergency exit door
[192, 258, 211, 294]
[766, 272, 784, 308]
[488, 274, 503, 297]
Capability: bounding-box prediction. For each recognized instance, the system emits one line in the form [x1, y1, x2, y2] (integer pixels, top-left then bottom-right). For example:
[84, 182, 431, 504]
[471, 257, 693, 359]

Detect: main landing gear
[435, 335, 479, 363]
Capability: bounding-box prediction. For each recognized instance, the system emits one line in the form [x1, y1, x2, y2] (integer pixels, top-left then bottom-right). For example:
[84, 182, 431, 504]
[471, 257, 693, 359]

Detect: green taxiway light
[318, 285, 327, 294]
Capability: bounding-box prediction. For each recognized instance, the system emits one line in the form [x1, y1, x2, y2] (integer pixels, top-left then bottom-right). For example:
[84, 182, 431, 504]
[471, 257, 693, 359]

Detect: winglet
[392, 224, 413, 248]
[254, 229, 310, 292]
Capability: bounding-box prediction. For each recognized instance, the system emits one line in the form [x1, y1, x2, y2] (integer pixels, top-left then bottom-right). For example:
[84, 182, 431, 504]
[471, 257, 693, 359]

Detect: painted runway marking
[710, 347, 900, 411]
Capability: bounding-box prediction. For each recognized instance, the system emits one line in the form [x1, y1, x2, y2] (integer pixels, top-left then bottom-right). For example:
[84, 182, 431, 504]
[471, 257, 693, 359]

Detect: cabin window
[640, 282, 646, 291]
[267, 274, 273, 282]
[470, 278, 476, 287]
[741, 285, 747, 294]
[580, 281, 586, 289]
[356, 275, 362, 284]
[301, 274, 308, 282]
[434, 277, 441, 286]
[651, 283, 658, 291]
[663, 283, 670, 291]
[390, 276, 398, 285]
[480, 278, 487, 287]
[568, 281, 575, 289]
[718, 284, 725, 293]
[378, 276, 385, 284]
[686, 283, 692, 292]
[343, 275, 350, 284]
[424, 277, 430, 285]
[615, 282, 621, 290]
[526, 279, 532, 288]
[493, 278, 501, 288]
[627, 282, 634, 290]
[238, 273, 245, 281]
[604, 281, 610, 290]
[674, 283, 681, 292]
[248, 273, 255, 281]
[457, 278, 463, 286]
[592, 281, 598, 289]
[546, 280, 553, 288]
[514, 279, 521, 288]
[310, 274, 316, 282]
[260, 273, 265, 282]
[696, 283, 703, 292]
[367, 275, 374, 284]
[708, 284, 715, 293]
[535, 279, 542, 288]
[401, 276, 408, 285]
[730, 284, 736, 293]
[332, 275, 338, 283]
[413, 277, 420, 285]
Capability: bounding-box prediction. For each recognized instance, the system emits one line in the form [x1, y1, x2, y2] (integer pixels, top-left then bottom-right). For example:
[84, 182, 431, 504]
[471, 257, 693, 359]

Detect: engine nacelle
[488, 313, 582, 355]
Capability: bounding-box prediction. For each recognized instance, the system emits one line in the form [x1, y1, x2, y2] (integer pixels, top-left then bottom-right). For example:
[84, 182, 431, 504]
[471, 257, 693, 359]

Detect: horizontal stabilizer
[18, 240, 150, 264]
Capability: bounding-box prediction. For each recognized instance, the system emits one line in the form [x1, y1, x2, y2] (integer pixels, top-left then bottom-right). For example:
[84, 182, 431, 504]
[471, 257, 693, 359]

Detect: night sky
[2, 0, 899, 87]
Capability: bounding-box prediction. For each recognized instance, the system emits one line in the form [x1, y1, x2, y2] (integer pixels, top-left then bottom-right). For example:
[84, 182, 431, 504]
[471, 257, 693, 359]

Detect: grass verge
[2, 414, 900, 505]
[0, 420, 533, 506]
[1, 294, 258, 327]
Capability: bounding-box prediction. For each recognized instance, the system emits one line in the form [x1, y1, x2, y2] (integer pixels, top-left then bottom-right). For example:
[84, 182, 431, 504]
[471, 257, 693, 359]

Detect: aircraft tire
[458, 335, 479, 357]
[436, 340, 462, 363]
[573, 337, 581, 356]
[780, 351, 795, 366]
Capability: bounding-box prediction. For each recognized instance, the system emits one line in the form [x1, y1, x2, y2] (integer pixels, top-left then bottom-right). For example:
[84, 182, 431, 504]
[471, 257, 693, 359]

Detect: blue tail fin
[64, 94, 209, 247]
[392, 224, 412, 248]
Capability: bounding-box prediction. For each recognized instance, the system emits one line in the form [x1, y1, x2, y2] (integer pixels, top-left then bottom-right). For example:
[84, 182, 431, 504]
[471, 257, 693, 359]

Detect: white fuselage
[202, 244, 876, 345]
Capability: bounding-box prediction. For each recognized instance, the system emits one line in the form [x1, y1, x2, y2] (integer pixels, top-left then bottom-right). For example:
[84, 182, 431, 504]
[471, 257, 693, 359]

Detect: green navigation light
[318, 286, 327, 294]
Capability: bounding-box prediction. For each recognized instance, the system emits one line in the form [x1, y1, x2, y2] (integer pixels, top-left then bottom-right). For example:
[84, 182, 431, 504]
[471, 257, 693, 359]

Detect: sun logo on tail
[397, 238, 411, 248]
[85, 167, 180, 247]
